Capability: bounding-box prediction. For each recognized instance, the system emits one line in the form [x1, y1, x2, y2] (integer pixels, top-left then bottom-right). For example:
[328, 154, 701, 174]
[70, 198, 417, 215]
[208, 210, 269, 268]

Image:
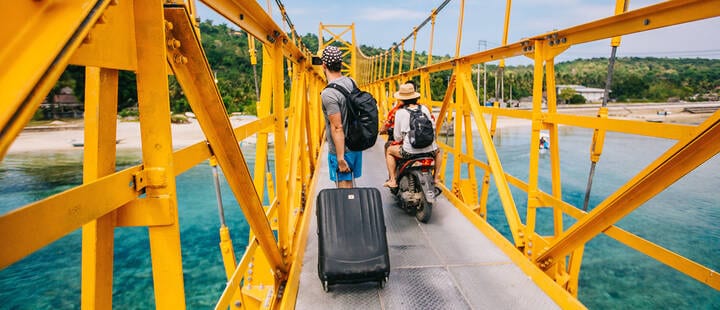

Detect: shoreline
[6, 102, 717, 154]
[6, 117, 253, 155]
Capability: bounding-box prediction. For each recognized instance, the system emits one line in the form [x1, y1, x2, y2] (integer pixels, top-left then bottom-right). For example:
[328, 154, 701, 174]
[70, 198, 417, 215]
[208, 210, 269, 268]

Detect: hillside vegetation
[50, 21, 720, 117]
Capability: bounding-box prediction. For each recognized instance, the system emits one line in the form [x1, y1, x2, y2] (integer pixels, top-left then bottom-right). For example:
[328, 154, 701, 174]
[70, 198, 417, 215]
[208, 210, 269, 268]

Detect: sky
[196, 0, 720, 66]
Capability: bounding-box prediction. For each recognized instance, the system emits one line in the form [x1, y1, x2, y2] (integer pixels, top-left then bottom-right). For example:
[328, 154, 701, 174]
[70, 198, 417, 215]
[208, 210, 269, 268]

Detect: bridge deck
[295, 141, 559, 309]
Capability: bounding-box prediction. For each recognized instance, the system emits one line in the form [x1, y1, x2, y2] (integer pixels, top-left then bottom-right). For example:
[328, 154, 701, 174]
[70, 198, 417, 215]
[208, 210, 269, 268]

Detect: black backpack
[405, 106, 434, 148]
[325, 79, 379, 151]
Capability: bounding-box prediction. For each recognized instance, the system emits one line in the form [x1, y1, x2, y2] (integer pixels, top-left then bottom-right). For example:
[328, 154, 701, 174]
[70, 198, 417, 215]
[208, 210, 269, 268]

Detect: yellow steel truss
[1, 0, 719, 309]
[362, 0, 720, 301]
[318, 23, 358, 80]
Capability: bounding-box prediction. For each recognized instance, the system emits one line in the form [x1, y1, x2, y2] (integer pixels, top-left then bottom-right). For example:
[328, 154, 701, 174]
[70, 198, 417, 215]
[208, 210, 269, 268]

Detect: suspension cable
[360, 0, 453, 60]
[582, 0, 628, 211]
[272, 0, 311, 54]
[397, 0, 452, 48]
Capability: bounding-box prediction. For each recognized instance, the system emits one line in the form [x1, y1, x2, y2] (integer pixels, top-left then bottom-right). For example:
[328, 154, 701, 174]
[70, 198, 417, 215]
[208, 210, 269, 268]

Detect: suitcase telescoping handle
[334, 169, 356, 188]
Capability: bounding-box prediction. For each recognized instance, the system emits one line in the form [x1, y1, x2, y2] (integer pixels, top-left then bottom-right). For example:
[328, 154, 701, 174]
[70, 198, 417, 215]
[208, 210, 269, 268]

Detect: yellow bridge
[1, 0, 719, 309]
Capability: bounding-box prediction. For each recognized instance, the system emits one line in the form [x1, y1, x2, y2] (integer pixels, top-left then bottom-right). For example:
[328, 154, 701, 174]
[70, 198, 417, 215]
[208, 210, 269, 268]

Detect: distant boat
[71, 139, 123, 147]
[539, 133, 550, 150]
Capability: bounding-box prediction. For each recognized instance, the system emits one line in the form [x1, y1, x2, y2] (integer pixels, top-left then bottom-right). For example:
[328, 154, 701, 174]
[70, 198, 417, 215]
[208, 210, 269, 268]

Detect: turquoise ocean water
[1, 128, 718, 309]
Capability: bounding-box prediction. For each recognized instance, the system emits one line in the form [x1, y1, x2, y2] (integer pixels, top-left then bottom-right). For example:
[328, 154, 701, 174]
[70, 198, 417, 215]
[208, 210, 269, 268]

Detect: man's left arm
[328, 112, 350, 172]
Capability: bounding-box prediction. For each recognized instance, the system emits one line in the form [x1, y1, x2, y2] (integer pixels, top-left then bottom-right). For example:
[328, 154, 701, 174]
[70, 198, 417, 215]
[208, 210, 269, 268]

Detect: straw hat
[394, 83, 420, 100]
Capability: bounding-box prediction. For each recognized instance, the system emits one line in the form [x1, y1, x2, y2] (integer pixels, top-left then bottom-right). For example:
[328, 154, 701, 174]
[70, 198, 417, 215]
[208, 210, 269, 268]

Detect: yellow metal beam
[434, 75, 456, 135]
[0, 0, 113, 158]
[454, 0, 465, 59]
[198, 0, 278, 46]
[280, 133, 324, 309]
[537, 111, 720, 269]
[0, 167, 140, 269]
[480, 108, 696, 141]
[544, 59, 563, 237]
[499, 0, 512, 68]
[115, 198, 174, 227]
[532, 183, 720, 291]
[437, 183, 587, 309]
[254, 45, 274, 202]
[370, 0, 720, 85]
[283, 65, 304, 260]
[524, 41, 545, 257]
[134, 1, 186, 307]
[70, 0, 137, 70]
[545, 113, 695, 141]
[164, 6, 286, 276]
[455, 145, 720, 292]
[457, 64, 479, 206]
[1, 109, 309, 271]
[552, 0, 720, 48]
[81, 67, 119, 310]
[271, 41, 289, 261]
[198, 0, 316, 69]
[459, 73, 523, 246]
[216, 238, 260, 310]
[544, 59, 571, 288]
[605, 225, 720, 290]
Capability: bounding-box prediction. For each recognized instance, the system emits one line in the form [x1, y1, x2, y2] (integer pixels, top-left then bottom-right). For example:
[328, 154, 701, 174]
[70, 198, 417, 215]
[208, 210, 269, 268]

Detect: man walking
[320, 46, 363, 188]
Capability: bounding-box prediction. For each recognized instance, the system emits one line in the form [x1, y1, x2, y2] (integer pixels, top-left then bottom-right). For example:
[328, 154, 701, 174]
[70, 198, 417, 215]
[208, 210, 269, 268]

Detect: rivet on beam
[174, 54, 188, 64]
[167, 39, 181, 49]
[82, 33, 93, 44]
[97, 14, 108, 24]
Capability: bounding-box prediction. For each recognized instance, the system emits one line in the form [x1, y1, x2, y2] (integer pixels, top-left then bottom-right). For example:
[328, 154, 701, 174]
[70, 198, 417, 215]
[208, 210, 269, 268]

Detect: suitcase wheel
[378, 278, 387, 289]
[322, 281, 330, 292]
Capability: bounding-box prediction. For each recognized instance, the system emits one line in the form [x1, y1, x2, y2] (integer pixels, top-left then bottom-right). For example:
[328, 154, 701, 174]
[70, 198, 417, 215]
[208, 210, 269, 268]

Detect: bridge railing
[359, 0, 720, 303]
[1, 0, 719, 309]
[1, 0, 327, 309]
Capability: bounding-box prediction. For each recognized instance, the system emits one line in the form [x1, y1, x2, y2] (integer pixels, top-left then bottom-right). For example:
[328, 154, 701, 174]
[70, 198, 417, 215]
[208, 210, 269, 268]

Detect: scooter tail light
[419, 158, 435, 166]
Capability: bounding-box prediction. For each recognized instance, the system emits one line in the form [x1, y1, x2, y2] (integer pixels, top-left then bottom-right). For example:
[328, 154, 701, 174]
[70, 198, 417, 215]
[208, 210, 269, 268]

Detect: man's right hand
[337, 158, 351, 173]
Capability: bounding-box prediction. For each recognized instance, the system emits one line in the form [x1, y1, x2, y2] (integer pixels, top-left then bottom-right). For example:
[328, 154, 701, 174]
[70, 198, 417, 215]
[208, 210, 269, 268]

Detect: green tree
[47, 22, 720, 118]
[612, 73, 648, 101]
[559, 88, 577, 104]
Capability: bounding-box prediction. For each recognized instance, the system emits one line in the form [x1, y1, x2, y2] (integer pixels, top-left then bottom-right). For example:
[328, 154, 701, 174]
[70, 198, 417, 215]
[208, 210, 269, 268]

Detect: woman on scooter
[383, 83, 442, 189]
[379, 80, 420, 150]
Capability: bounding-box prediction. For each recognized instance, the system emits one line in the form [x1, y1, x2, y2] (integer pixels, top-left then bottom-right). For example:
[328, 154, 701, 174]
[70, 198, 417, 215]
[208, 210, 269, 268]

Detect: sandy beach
[6, 116, 253, 154]
[5, 102, 717, 155]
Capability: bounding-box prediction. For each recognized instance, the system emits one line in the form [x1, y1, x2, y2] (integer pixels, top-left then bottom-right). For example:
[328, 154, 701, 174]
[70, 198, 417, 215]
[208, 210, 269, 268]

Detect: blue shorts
[328, 151, 363, 182]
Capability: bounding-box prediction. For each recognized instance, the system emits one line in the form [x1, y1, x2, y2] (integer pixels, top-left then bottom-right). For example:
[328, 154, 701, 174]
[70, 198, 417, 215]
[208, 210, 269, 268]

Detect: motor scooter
[390, 155, 437, 223]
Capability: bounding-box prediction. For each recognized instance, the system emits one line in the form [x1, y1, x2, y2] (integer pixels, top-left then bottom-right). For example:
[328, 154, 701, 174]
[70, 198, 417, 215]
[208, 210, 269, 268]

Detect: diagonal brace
[537, 110, 720, 268]
[459, 73, 523, 246]
[164, 6, 286, 276]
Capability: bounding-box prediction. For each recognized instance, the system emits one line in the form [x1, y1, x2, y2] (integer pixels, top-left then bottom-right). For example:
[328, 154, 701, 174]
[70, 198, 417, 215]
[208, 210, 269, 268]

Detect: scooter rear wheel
[415, 198, 432, 223]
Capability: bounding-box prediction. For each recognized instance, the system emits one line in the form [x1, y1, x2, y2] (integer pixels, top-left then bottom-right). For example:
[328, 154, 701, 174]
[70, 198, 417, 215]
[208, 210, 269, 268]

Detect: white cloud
[358, 8, 426, 21]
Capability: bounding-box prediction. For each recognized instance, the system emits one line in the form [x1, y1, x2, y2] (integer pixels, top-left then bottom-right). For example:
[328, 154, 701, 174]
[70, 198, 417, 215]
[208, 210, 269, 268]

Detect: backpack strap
[325, 82, 350, 97]
[324, 80, 357, 135]
[403, 105, 423, 115]
[324, 78, 357, 97]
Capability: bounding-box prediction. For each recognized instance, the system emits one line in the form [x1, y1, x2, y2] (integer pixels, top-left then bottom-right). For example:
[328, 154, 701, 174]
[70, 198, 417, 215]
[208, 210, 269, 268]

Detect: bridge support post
[81, 67, 119, 310]
[134, 1, 186, 308]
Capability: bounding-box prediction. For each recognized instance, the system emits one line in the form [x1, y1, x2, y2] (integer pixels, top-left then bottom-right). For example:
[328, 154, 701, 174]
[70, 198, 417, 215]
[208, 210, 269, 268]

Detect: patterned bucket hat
[321, 46, 343, 64]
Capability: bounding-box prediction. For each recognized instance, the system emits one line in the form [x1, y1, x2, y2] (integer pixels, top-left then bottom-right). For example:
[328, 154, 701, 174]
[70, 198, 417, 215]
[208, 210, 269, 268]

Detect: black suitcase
[316, 187, 389, 291]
